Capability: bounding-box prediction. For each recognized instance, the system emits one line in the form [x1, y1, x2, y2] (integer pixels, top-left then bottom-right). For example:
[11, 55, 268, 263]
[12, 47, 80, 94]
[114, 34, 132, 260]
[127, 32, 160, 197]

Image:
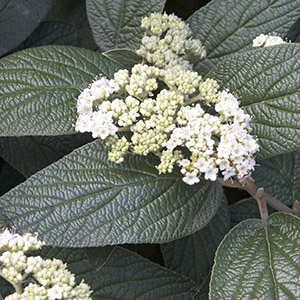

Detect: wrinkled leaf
[0, 277, 13, 298]
[161, 202, 230, 299]
[210, 213, 300, 300]
[207, 44, 300, 159]
[39, 246, 200, 300]
[188, 0, 300, 75]
[161, 201, 230, 283]
[86, 0, 166, 51]
[0, 160, 25, 197]
[0, 212, 6, 230]
[0, 134, 93, 178]
[0, 46, 120, 136]
[0, 0, 54, 56]
[0, 139, 225, 247]
[103, 49, 141, 69]
[44, 0, 97, 50]
[253, 150, 300, 206]
[287, 17, 300, 42]
[230, 197, 261, 226]
[15, 21, 77, 50]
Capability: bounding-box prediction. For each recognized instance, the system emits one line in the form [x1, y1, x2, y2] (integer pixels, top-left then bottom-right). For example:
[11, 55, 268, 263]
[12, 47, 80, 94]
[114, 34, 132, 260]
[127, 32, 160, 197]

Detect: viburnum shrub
[0, 0, 300, 299]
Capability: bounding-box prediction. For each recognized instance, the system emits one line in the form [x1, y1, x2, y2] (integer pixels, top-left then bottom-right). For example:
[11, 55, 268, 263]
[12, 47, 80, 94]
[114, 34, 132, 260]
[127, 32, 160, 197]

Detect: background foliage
[0, 0, 300, 299]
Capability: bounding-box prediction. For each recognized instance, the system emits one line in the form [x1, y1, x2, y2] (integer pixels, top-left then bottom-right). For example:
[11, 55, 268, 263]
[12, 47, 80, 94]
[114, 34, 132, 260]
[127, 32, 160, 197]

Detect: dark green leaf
[161, 201, 230, 283]
[0, 213, 6, 230]
[15, 21, 77, 51]
[230, 197, 261, 226]
[253, 150, 300, 206]
[287, 17, 300, 42]
[0, 134, 93, 178]
[103, 49, 141, 69]
[0, 161, 25, 197]
[0, 277, 14, 298]
[207, 44, 300, 159]
[86, 0, 167, 51]
[0, 46, 120, 136]
[211, 213, 300, 300]
[187, 0, 300, 75]
[44, 0, 98, 50]
[38, 246, 200, 300]
[0, 0, 54, 56]
[161, 202, 230, 299]
[0, 139, 225, 247]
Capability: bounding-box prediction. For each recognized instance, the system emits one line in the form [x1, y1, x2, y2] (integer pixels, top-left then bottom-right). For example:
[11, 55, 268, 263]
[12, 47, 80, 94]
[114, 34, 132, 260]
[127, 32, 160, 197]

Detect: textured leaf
[44, 0, 97, 50]
[253, 150, 300, 206]
[0, 212, 6, 230]
[207, 44, 300, 159]
[86, 0, 166, 51]
[0, 46, 120, 136]
[230, 197, 261, 226]
[39, 246, 200, 300]
[287, 17, 300, 42]
[0, 0, 54, 56]
[0, 160, 25, 197]
[0, 134, 93, 178]
[188, 0, 300, 75]
[15, 21, 77, 50]
[210, 213, 300, 300]
[0, 139, 225, 247]
[161, 202, 230, 299]
[103, 49, 141, 69]
[0, 277, 14, 298]
[161, 201, 230, 283]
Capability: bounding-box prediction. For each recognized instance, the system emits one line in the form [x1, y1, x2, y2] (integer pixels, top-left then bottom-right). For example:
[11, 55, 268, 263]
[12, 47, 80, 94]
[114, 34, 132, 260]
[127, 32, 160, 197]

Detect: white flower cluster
[253, 33, 287, 47]
[136, 12, 206, 69]
[0, 229, 92, 300]
[75, 12, 259, 185]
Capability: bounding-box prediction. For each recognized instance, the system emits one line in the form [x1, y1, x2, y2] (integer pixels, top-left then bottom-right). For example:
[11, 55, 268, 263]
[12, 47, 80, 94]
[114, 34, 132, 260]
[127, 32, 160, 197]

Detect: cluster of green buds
[75, 13, 259, 185]
[0, 229, 92, 300]
[136, 12, 206, 70]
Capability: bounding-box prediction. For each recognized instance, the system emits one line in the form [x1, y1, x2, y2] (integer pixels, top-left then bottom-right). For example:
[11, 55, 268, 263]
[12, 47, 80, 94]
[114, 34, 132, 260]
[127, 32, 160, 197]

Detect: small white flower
[204, 167, 218, 181]
[253, 34, 267, 47]
[264, 35, 286, 47]
[182, 172, 200, 185]
[193, 157, 209, 173]
[0, 229, 13, 248]
[47, 285, 64, 300]
[222, 168, 236, 181]
[180, 159, 190, 167]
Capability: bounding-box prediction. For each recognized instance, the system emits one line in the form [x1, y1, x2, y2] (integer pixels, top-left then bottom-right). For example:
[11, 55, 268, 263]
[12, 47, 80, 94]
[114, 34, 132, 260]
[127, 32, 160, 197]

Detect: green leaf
[253, 150, 300, 206]
[15, 21, 77, 50]
[0, 277, 14, 298]
[210, 212, 300, 300]
[0, 134, 93, 178]
[103, 49, 141, 69]
[206, 44, 300, 159]
[0, 0, 54, 56]
[86, 0, 167, 51]
[0, 212, 6, 230]
[287, 17, 300, 42]
[161, 202, 230, 300]
[0, 139, 225, 247]
[0, 46, 120, 136]
[230, 197, 261, 226]
[0, 160, 25, 197]
[161, 201, 230, 285]
[39, 246, 200, 300]
[44, 0, 98, 50]
[188, 0, 300, 75]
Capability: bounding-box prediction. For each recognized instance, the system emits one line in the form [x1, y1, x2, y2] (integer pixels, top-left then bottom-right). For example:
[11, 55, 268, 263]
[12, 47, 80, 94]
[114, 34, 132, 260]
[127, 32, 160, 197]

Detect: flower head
[74, 12, 259, 185]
